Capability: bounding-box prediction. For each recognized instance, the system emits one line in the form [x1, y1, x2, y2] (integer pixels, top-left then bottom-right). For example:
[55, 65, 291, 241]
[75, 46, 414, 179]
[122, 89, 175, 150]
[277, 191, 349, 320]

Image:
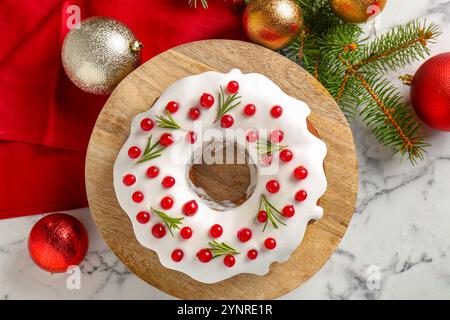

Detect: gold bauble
[330, 0, 387, 23]
[243, 0, 303, 50]
[62, 17, 143, 95]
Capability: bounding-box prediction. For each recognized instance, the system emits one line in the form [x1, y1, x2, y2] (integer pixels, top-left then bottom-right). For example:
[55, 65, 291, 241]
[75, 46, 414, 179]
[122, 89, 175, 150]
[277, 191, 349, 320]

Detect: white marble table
[1, 0, 449, 300]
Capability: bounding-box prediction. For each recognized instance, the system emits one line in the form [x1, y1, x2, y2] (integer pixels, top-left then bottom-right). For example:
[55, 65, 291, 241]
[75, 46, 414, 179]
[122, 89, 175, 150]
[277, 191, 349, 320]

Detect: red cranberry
[183, 200, 198, 216]
[270, 105, 283, 118]
[247, 249, 258, 260]
[270, 129, 284, 143]
[264, 238, 276, 250]
[210, 224, 223, 238]
[187, 131, 197, 144]
[180, 226, 193, 239]
[224, 255, 236, 268]
[266, 180, 280, 193]
[200, 93, 215, 109]
[197, 249, 212, 263]
[123, 174, 136, 186]
[237, 228, 252, 242]
[140, 118, 154, 131]
[132, 191, 144, 203]
[294, 166, 308, 180]
[146, 166, 160, 178]
[160, 196, 174, 210]
[246, 130, 258, 143]
[189, 107, 201, 120]
[257, 210, 268, 223]
[159, 133, 174, 147]
[280, 149, 293, 162]
[227, 81, 239, 93]
[166, 101, 179, 114]
[136, 211, 150, 224]
[152, 223, 166, 238]
[171, 249, 184, 262]
[243, 104, 256, 117]
[282, 205, 295, 217]
[128, 146, 141, 159]
[162, 176, 176, 188]
[295, 190, 308, 202]
[220, 115, 234, 128]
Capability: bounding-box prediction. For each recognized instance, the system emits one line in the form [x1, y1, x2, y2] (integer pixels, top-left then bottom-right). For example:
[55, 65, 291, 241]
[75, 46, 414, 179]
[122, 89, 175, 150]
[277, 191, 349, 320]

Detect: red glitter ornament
[28, 213, 89, 273]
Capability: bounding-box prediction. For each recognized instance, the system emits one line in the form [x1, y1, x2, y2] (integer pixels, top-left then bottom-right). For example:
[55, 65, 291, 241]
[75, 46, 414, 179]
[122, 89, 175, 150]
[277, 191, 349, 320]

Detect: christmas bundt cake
[113, 69, 327, 284]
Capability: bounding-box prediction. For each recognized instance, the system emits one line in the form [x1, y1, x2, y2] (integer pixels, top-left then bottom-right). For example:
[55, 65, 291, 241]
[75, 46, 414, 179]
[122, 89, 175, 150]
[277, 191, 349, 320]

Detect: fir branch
[152, 208, 184, 237]
[156, 110, 181, 129]
[137, 135, 167, 164]
[355, 21, 440, 73]
[256, 141, 287, 156]
[215, 86, 242, 122]
[208, 241, 240, 258]
[258, 195, 287, 232]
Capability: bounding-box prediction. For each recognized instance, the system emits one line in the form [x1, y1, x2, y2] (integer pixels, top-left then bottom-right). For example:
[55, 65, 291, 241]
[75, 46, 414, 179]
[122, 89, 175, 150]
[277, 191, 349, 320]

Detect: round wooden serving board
[86, 40, 358, 300]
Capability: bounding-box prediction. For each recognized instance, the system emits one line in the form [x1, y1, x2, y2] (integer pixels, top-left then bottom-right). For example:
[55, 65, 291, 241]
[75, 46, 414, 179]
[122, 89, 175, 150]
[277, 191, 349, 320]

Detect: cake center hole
[187, 139, 257, 211]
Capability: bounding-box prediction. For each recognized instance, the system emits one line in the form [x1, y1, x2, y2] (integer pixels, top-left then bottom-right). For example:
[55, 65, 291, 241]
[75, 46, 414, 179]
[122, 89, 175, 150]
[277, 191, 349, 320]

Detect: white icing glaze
[113, 69, 327, 284]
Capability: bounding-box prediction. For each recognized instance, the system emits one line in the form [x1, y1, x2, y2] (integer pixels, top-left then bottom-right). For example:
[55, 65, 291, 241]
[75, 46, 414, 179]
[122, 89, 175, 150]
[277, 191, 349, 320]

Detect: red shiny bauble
[409, 52, 450, 131]
[28, 213, 88, 273]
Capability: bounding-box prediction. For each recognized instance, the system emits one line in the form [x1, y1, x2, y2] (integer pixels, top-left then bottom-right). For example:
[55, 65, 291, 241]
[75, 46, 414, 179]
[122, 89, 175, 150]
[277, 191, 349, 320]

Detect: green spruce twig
[152, 208, 184, 237]
[137, 135, 166, 164]
[258, 195, 286, 232]
[208, 241, 240, 258]
[214, 86, 242, 123]
[156, 110, 181, 129]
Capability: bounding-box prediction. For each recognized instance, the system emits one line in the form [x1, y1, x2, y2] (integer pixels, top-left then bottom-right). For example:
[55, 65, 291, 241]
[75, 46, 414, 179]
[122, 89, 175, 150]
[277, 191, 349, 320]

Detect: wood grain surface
[85, 40, 358, 300]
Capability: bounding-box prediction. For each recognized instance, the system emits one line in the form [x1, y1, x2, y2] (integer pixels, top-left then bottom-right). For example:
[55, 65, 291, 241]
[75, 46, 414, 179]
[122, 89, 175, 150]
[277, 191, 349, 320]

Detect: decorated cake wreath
[113, 69, 327, 283]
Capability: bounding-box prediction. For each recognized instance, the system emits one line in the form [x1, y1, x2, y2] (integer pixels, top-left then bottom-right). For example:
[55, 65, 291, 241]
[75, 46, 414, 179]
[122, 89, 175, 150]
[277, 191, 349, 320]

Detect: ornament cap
[130, 40, 144, 53]
[399, 74, 413, 86]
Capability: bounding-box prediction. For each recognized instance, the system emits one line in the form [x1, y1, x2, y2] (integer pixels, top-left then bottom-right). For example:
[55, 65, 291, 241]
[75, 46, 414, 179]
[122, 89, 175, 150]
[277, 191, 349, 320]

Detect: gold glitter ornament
[61, 17, 143, 95]
[243, 0, 303, 50]
[330, 0, 387, 24]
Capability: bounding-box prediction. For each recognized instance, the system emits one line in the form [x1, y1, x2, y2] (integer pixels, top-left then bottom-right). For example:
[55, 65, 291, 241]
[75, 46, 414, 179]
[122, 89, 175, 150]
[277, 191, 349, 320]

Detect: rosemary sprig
[256, 141, 288, 156]
[137, 135, 166, 164]
[258, 195, 287, 232]
[214, 86, 242, 123]
[152, 208, 184, 237]
[208, 241, 240, 258]
[156, 110, 181, 129]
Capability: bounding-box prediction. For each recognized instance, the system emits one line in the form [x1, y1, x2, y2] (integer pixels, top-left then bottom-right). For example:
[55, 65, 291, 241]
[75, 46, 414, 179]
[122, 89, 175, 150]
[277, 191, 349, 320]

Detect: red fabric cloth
[0, 0, 245, 218]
